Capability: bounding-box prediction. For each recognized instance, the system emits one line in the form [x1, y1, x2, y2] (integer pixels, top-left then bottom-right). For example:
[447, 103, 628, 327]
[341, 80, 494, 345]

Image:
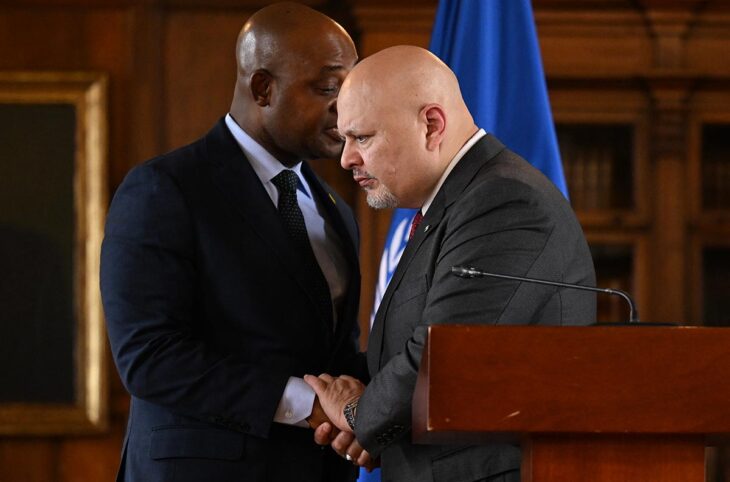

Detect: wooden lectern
[412, 325, 730, 481]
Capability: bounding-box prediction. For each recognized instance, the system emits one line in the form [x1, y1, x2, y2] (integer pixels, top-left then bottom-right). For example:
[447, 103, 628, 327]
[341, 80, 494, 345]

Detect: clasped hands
[304, 374, 378, 471]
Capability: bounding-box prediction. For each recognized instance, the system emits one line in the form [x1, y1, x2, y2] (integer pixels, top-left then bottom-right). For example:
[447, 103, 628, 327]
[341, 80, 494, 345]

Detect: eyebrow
[321, 65, 347, 73]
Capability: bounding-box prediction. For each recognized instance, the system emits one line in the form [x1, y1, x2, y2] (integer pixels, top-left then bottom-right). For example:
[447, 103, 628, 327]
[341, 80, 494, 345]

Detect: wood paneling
[537, 10, 652, 78]
[162, 9, 249, 149]
[57, 429, 123, 481]
[0, 440, 56, 482]
[0, 4, 135, 480]
[0, 7, 136, 185]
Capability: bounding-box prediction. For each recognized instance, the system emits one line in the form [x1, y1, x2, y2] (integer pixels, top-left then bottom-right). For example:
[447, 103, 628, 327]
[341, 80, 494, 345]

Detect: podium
[412, 325, 730, 481]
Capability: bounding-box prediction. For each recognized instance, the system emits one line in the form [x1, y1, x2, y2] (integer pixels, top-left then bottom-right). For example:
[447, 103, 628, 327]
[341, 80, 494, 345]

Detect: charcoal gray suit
[355, 134, 596, 482]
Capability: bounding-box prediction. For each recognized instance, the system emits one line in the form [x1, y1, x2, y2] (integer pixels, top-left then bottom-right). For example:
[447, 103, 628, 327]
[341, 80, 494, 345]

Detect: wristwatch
[343, 399, 358, 431]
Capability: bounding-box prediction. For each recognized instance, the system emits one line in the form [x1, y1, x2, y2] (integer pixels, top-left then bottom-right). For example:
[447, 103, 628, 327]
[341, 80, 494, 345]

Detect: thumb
[304, 374, 327, 396]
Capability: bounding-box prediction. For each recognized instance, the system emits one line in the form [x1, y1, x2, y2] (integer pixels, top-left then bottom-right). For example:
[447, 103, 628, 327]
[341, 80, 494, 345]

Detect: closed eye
[319, 87, 337, 95]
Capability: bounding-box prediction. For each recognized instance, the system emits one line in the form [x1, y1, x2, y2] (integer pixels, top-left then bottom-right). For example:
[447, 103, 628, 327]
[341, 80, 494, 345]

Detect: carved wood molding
[646, 77, 695, 161]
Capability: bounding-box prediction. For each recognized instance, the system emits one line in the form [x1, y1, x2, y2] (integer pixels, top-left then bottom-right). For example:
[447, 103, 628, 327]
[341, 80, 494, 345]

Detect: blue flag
[429, 0, 567, 195]
[360, 1, 565, 480]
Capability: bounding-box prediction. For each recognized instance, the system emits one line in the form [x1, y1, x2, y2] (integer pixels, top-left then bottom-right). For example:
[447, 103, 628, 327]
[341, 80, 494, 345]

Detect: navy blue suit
[101, 119, 365, 482]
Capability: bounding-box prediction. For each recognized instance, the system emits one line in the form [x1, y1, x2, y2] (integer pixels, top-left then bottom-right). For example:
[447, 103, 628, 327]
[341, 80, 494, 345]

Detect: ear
[420, 104, 446, 151]
[250, 69, 273, 106]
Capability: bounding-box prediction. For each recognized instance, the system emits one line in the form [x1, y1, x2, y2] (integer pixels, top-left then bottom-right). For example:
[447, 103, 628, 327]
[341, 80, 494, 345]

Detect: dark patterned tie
[271, 170, 333, 330]
[409, 210, 424, 240]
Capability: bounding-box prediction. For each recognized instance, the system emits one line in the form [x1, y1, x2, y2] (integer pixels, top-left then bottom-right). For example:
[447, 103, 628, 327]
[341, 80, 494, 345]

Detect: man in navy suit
[100, 3, 365, 481]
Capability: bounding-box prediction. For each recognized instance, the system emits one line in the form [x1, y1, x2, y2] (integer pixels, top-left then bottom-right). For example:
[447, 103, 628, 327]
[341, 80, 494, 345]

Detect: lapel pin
[424, 225, 430, 232]
[328, 193, 336, 205]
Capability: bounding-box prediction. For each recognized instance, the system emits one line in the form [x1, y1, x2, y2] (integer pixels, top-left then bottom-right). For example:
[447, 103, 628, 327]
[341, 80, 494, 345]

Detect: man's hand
[305, 395, 330, 430]
[332, 431, 379, 472]
[303, 374, 364, 432]
[315, 422, 380, 472]
[313, 421, 338, 445]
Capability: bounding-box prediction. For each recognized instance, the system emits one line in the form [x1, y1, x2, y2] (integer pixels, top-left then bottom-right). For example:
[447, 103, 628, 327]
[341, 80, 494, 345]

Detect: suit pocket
[390, 274, 429, 309]
[149, 425, 245, 461]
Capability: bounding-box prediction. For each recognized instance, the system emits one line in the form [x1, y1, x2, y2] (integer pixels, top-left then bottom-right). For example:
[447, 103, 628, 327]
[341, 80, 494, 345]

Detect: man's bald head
[236, 3, 354, 77]
[340, 45, 474, 156]
[338, 46, 477, 209]
[230, 2, 357, 165]
[344, 47, 459, 107]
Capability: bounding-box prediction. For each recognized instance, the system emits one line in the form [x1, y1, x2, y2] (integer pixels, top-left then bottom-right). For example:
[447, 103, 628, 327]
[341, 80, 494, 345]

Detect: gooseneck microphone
[451, 266, 640, 323]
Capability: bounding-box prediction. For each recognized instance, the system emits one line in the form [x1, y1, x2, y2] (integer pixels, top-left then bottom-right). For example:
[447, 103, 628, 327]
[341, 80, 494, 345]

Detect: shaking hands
[304, 374, 378, 472]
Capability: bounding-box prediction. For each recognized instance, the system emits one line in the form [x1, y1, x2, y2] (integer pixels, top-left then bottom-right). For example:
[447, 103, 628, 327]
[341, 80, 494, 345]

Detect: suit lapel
[301, 163, 358, 265]
[368, 199, 445, 372]
[368, 134, 507, 372]
[205, 119, 333, 335]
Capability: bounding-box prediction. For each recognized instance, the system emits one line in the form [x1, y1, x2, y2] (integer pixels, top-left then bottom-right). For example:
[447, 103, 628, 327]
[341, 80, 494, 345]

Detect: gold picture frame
[0, 72, 108, 434]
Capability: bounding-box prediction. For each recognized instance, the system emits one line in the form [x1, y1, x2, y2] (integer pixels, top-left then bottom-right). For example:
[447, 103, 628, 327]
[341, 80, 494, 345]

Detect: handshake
[303, 374, 378, 472]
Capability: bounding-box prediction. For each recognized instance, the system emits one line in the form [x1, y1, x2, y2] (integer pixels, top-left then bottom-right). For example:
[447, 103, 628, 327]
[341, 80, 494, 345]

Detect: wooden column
[642, 5, 698, 324]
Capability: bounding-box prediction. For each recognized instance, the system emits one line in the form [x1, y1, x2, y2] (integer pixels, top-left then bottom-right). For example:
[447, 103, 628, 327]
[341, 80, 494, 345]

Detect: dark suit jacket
[101, 118, 366, 482]
[355, 134, 596, 482]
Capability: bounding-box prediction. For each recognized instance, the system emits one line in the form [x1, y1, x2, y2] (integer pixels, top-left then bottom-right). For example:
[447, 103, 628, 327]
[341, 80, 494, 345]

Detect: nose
[340, 139, 361, 170]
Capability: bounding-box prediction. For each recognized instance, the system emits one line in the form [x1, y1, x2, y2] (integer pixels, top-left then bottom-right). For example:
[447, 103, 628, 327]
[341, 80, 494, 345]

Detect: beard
[366, 184, 399, 209]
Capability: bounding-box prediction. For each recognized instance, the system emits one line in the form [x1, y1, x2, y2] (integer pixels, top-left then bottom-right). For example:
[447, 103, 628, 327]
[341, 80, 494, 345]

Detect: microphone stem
[452, 267, 640, 323]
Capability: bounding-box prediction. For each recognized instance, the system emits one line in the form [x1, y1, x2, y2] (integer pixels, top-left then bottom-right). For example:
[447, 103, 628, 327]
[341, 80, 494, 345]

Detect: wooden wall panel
[162, 9, 251, 150]
[686, 12, 730, 76]
[0, 440, 56, 482]
[0, 7, 137, 186]
[0, 4, 142, 481]
[125, 5, 165, 181]
[536, 10, 652, 77]
[57, 432, 122, 482]
[354, 5, 434, 55]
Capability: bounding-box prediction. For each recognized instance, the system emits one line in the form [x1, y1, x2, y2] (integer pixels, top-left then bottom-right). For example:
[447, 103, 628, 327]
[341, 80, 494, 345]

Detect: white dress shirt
[224, 114, 350, 427]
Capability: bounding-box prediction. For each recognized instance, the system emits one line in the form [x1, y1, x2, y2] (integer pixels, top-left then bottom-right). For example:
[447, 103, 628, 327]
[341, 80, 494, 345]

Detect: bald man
[101, 3, 366, 481]
[306, 46, 596, 482]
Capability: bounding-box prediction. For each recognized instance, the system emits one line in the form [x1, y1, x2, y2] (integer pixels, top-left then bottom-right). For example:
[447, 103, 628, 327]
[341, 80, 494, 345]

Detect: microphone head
[451, 266, 481, 278]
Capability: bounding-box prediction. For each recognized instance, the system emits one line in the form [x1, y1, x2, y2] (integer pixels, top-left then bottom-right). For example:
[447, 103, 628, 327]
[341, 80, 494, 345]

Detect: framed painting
[0, 72, 108, 434]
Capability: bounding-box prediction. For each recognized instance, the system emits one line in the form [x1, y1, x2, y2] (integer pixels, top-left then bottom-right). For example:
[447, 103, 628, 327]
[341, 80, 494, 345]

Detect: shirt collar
[421, 128, 486, 215]
[224, 113, 310, 197]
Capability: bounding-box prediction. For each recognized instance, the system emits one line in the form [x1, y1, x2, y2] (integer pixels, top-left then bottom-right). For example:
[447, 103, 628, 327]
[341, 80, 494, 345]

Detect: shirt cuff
[273, 376, 316, 427]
